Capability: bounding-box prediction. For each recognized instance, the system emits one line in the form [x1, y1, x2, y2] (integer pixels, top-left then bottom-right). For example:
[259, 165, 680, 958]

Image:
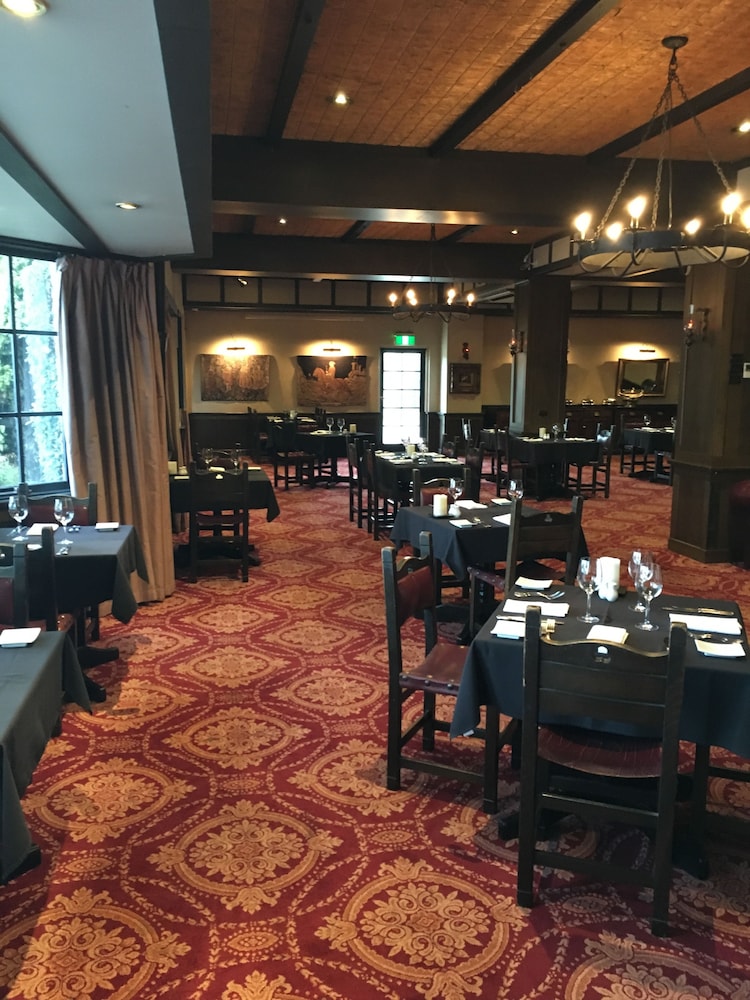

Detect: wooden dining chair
[365, 446, 409, 540]
[267, 421, 316, 490]
[346, 436, 367, 528]
[382, 531, 516, 813]
[188, 465, 252, 582]
[565, 425, 614, 498]
[467, 495, 585, 635]
[517, 607, 688, 937]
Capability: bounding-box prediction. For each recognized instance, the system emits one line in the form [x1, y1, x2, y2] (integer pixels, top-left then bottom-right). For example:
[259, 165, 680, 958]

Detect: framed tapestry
[449, 363, 481, 395]
[296, 355, 368, 407]
[199, 354, 271, 402]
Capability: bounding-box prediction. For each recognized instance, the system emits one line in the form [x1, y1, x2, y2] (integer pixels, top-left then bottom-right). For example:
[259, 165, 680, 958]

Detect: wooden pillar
[669, 264, 750, 562]
[510, 276, 570, 435]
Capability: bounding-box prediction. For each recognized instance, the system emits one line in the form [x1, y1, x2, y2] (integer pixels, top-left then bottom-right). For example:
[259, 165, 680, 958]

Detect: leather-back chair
[517, 607, 688, 937]
[566, 425, 614, 498]
[382, 530, 516, 813]
[267, 420, 316, 490]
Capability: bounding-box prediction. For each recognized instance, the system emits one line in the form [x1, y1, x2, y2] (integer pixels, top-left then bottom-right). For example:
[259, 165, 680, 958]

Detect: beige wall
[181, 308, 683, 414]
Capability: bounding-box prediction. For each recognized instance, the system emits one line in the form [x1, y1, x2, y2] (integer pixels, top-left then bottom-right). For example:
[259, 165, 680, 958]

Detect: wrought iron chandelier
[572, 36, 750, 276]
[388, 225, 476, 322]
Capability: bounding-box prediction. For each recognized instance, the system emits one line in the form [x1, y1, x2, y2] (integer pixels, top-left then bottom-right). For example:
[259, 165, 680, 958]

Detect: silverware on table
[660, 606, 735, 616]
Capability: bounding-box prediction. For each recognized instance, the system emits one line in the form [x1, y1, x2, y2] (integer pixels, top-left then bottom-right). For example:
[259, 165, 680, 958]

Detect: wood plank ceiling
[189, 0, 750, 287]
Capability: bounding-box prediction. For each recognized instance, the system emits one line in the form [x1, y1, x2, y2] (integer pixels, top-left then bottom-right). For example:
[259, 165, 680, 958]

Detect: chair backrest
[19, 483, 98, 527]
[597, 424, 614, 450]
[26, 527, 62, 631]
[0, 541, 28, 628]
[382, 531, 438, 668]
[412, 474, 452, 507]
[505, 495, 584, 589]
[524, 606, 687, 761]
[464, 445, 483, 499]
[440, 437, 456, 458]
[188, 464, 250, 512]
[346, 437, 361, 479]
[461, 419, 475, 447]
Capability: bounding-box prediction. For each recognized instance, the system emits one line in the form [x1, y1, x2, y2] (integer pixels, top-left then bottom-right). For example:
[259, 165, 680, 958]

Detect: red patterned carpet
[2, 467, 750, 999]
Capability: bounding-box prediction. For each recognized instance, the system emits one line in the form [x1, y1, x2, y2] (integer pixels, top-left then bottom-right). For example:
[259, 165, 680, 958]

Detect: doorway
[380, 348, 426, 447]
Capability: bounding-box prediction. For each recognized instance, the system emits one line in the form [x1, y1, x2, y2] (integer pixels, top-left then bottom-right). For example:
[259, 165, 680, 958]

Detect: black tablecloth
[391, 502, 514, 580]
[623, 428, 675, 454]
[509, 435, 599, 499]
[377, 455, 464, 492]
[450, 586, 750, 760]
[0, 525, 148, 623]
[0, 632, 90, 881]
[170, 469, 280, 522]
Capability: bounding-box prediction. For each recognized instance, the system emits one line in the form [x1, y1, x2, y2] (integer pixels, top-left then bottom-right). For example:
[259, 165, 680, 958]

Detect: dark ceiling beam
[266, 0, 326, 140]
[213, 137, 724, 229]
[429, 0, 621, 156]
[155, 0, 213, 258]
[0, 128, 107, 254]
[590, 67, 750, 161]
[174, 232, 530, 283]
[441, 225, 480, 243]
[342, 220, 371, 240]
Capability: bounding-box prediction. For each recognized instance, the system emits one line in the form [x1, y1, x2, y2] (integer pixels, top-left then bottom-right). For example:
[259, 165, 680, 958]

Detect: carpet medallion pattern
[2, 468, 750, 998]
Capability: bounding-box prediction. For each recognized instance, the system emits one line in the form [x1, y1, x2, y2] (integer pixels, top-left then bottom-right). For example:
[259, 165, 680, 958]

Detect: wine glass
[507, 478, 524, 500]
[337, 417, 345, 434]
[7, 493, 28, 540]
[54, 497, 75, 552]
[326, 416, 334, 433]
[627, 549, 653, 612]
[643, 413, 652, 427]
[634, 563, 663, 631]
[450, 477, 464, 508]
[576, 556, 600, 623]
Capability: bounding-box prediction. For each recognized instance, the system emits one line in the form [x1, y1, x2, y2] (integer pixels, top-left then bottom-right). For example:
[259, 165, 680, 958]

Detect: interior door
[380, 348, 425, 448]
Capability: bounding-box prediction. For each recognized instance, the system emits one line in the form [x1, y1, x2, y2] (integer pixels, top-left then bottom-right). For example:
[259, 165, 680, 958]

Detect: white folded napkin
[0, 626, 41, 647]
[26, 522, 58, 534]
[493, 513, 512, 525]
[95, 521, 120, 531]
[456, 500, 487, 509]
[669, 613, 742, 635]
[587, 624, 628, 643]
[514, 576, 552, 589]
[450, 518, 474, 527]
[694, 637, 745, 658]
[491, 497, 512, 506]
[491, 619, 525, 639]
[503, 599, 569, 618]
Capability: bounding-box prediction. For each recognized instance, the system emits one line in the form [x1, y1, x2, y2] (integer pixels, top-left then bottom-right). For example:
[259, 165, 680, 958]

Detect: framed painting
[449, 363, 481, 395]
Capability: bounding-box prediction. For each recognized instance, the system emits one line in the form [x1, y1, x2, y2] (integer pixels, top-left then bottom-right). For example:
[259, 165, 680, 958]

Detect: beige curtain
[56, 255, 175, 603]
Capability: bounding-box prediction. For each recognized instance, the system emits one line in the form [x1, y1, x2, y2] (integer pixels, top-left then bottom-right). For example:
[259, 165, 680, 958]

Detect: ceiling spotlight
[510, 228, 519, 236]
[1, 0, 48, 16]
[115, 201, 140, 211]
[278, 217, 287, 225]
[236, 277, 248, 286]
[331, 91, 350, 106]
[735, 120, 750, 134]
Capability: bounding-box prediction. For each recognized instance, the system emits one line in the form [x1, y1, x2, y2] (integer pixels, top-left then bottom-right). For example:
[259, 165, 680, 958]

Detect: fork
[514, 589, 565, 600]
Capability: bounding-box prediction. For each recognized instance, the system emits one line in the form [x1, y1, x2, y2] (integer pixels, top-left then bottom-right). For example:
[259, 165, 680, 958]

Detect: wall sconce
[322, 340, 342, 353]
[684, 304, 709, 347]
[462, 341, 470, 360]
[509, 329, 524, 356]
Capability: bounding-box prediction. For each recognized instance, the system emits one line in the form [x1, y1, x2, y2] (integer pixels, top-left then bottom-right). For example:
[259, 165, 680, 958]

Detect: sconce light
[462, 341, 470, 360]
[509, 329, 524, 356]
[684, 304, 709, 347]
[322, 340, 342, 353]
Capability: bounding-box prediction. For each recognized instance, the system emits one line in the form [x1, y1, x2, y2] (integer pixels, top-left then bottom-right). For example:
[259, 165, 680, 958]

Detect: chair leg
[483, 704, 500, 814]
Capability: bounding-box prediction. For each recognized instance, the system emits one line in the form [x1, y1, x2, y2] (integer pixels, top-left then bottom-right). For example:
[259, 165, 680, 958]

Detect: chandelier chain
[672, 71, 733, 195]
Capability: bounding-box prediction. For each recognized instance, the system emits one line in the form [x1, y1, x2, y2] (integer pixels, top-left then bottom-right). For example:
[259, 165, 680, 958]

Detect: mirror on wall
[616, 357, 669, 397]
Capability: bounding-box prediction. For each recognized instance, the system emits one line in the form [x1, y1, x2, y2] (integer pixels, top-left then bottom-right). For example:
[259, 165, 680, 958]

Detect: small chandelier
[572, 36, 750, 276]
[389, 224, 476, 322]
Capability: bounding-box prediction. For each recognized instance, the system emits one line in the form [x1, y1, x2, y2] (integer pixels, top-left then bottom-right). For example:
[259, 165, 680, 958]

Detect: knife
[660, 606, 735, 616]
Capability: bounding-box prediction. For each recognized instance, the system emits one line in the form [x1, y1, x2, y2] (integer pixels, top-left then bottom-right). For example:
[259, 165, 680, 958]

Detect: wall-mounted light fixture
[322, 341, 342, 353]
[509, 329, 524, 356]
[684, 304, 709, 347]
[639, 345, 657, 353]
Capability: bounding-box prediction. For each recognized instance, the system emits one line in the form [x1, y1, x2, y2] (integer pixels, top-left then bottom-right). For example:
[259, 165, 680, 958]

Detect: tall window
[0, 254, 66, 490]
[380, 348, 425, 446]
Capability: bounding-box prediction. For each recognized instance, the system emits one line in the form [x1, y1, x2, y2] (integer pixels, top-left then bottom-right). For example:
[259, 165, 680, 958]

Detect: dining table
[622, 427, 674, 481]
[170, 467, 280, 523]
[0, 524, 148, 625]
[376, 451, 464, 496]
[301, 430, 375, 486]
[508, 434, 600, 500]
[450, 583, 748, 875]
[1, 631, 90, 882]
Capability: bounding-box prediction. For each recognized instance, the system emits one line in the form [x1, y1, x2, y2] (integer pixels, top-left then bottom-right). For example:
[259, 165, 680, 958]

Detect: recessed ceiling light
[736, 120, 750, 134]
[329, 92, 350, 106]
[1, 0, 48, 17]
[510, 228, 519, 235]
[115, 201, 140, 211]
[278, 217, 287, 225]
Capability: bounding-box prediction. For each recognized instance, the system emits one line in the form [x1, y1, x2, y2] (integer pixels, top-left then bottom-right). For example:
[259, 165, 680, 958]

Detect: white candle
[349, 423, 357, 433]
[433, 494, 448, 517]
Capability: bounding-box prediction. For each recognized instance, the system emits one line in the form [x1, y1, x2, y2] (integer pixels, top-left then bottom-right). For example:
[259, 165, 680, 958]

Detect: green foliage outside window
[0, 254, 66, 489]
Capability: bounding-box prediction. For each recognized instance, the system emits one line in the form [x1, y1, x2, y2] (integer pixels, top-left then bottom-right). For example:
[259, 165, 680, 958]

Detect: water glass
[7, 493, 28, 540]
[577, 556, 600, 623]
[507, 478, 523, 500]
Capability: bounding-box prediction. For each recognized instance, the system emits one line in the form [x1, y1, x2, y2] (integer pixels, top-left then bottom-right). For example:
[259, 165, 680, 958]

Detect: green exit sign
[393, 333, 415, 346]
